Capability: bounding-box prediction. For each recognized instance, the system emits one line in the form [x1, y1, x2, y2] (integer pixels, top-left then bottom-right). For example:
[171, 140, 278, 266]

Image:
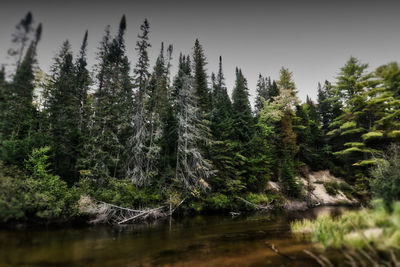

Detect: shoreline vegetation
[0, 12, 399, 265]
[290, 145, 400, 264]
[291, 200, 400, 266]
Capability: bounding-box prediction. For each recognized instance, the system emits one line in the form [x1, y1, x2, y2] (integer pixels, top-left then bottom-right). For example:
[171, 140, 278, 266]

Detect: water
[0, 206, 349, 266]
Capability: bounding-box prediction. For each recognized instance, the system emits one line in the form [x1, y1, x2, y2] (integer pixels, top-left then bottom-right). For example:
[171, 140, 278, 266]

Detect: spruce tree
[126, 19, 153, 186]
[175, 75, 213, 191]
[9, 12, 34, 69]
[267, 79, 280, 101]
[255, 74, 267, 113]
[43, 40, 80, 183]
[231, 68, 253, 143]
[86, 16, 132, 181]
[211, 56, 232, 140]
[0, 21, 42, 165]
[327, 57, 373, 184]
[0, 66, 6, 104]
[75, 31, 91, 133]
[192, 39, 211, 114]
[274, 67, 300, 197]
[209, 57, 236, 193]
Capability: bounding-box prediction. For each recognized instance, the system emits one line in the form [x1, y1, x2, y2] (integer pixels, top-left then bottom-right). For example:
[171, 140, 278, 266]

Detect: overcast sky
[1, 0, 400, 103]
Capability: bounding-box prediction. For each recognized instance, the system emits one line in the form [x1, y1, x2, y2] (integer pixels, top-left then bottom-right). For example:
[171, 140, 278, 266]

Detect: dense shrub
[370, 144, 400, 210]
[324, 181, 339, 195]
[0, 147, 76, 223]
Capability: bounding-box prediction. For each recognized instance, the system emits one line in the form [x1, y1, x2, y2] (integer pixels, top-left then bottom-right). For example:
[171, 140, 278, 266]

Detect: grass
[291, 199, 400, 250]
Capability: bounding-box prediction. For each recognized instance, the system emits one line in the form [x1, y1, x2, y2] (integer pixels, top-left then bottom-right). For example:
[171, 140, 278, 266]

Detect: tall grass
[292, 200, 400, 249]
[291, 200, 400, 264]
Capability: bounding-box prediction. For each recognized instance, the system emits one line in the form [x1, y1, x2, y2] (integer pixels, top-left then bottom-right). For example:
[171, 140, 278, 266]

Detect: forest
[0, 11, 400, 233]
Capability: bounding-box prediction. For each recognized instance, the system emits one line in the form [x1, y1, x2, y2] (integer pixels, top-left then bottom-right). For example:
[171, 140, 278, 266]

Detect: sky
[1, 0, 400, 104]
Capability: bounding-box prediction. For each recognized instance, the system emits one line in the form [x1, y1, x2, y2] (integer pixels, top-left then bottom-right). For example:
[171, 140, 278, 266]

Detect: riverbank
[0, 158, 358, 226]
[291, 199, 400, 265]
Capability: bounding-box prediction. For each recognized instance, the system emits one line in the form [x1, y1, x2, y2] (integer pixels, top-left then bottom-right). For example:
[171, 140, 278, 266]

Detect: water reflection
[0, 206, 349, 266]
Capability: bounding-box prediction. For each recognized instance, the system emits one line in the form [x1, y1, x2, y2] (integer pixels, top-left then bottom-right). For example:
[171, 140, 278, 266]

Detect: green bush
[324, 181, 339, 195]
[245, 193, 269, 205]
[0, 147, 76, 222]
[206, 193, 232, 210]
[75, 177, 163, 209]
[370, 144, 400, 210]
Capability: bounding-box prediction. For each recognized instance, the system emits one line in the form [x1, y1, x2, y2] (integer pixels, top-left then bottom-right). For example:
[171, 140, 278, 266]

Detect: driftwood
[78, 195, 185, 225]
[235, 196, 274, 211]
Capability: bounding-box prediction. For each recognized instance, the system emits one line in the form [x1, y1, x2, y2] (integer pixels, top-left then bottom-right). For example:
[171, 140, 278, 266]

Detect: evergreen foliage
[0, 14, 399, 222]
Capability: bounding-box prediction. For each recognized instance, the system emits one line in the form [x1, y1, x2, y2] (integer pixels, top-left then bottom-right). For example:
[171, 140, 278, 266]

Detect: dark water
[0, 206, 349, 266]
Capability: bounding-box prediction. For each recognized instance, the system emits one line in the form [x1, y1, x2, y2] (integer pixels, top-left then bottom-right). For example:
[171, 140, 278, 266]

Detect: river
[0, 206, 350, 266]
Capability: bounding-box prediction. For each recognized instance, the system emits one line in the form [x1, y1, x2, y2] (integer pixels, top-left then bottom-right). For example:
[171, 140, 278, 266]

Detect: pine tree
[86, 16, 132, 181]
[208, 57, 236, 192]
[126, 19, 153, 186]
[192, 39, 210, 114]
[75, 31, 91, 133]
[144, 42, 173, 183]
[277, 67, 297, 101]
[175, 75, 213, 191]
[267, 79, 280, 101]
[231, 68, 253, 143]
[0, 66, 6, 104]
[0, 21, 42, 165]
[190, 39, 213, 172]
[279, 112, 300, 197]
[294, 98, 325, 170]
[327, 57, 373, 184]
[133, 18, 151, 103]
[211, 56, 232, 140]
[229, 68, 256, 192]
[360, 63, 400, 163]
[274, 67, 300, 197]
[8, 12, 34, 69]
[336, 57, 370, 103]
[43, 40, 80, 183]
[255, 74, 267, 113]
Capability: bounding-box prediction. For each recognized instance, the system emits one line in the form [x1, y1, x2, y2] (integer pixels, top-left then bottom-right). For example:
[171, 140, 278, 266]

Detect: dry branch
[79, 195, 184, 225]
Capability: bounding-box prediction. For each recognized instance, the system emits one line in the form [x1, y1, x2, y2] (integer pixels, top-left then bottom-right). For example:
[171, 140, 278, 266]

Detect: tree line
[0, 13, 399, 221]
